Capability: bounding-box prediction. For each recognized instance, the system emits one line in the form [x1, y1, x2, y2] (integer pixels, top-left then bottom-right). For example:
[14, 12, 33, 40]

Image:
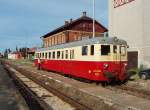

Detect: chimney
[82, 11, 87, 16]
[70, 18, 73, 23]
[65, 21, 69, 25]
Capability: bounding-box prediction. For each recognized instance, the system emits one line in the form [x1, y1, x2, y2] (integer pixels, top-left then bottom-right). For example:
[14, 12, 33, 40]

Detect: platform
[0, 63, 29, 110]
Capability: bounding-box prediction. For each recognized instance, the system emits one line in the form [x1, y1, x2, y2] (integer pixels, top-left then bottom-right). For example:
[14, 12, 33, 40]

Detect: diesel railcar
[35, 37, 128, 82]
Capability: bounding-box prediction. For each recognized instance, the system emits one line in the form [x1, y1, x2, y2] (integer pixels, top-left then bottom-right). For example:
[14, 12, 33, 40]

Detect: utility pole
[93, 0, 95, 38]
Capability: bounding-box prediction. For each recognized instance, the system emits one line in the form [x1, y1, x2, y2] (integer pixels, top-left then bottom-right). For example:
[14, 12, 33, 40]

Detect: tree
[16, 46, 18, 52]
[4, 49, 8, 58]
[7, 48, 11, 53]
[18, 47, 29, 58]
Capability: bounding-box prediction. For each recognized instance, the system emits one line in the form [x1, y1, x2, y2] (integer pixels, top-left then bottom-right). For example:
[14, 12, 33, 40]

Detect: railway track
[2, 59, 150, 110]
[106, 84, 150, 100]
[2, 61, 92, 110]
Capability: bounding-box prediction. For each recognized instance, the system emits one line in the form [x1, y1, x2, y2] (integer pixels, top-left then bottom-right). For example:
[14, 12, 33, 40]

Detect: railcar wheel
[96, 82, 100, 85]
[101, 82, 108, 87]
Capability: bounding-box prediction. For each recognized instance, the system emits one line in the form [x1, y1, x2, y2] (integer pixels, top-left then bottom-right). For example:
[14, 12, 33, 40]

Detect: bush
[127, 65, 145, 80]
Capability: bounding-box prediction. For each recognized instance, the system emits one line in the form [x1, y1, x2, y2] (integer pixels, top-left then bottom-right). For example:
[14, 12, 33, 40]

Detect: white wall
[109, 0, 150, 68]
[8, 54, 16, 60]
[143, 0, 150, 67]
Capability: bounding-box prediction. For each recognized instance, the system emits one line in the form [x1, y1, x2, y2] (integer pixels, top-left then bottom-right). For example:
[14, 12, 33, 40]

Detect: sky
[0, 0, 108, 53]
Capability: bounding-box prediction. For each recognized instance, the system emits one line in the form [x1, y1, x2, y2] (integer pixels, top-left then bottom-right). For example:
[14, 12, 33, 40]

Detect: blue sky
[0, 0, 108, 53]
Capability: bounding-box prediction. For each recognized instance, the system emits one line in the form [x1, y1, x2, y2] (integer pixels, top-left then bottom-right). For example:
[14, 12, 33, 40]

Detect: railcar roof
[36, 37, 127, 52]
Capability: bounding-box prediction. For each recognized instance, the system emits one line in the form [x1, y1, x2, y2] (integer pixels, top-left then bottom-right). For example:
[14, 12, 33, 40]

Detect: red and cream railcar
[35, 37, 128, 82]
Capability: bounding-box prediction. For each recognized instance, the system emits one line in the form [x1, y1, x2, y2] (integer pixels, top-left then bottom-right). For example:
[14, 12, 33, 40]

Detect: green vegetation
[128, 64, 145, 80]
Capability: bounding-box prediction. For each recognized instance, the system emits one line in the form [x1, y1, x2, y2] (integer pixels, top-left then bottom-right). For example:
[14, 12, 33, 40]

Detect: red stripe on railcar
[35, 59, 127, 82]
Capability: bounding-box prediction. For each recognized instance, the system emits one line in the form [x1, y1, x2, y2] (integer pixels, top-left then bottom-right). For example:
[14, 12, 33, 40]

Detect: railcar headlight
[104, 63, 109, 69]
[124, 63, 127, 67]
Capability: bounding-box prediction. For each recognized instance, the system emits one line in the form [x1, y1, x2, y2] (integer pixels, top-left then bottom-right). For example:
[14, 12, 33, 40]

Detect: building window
[57, 51, 60, 59]
[49, 52, 51, 59]
[65, 50, 68, 59]
[52, 37, 54, 46]
[82, 46, 88, 56]
[52, 52, 55, 59]
[101, 45, 110, 56]
[90, 45, 94, 55]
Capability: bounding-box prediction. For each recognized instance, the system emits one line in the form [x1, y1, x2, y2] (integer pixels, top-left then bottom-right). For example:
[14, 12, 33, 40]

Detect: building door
[127, 51, 138, 70]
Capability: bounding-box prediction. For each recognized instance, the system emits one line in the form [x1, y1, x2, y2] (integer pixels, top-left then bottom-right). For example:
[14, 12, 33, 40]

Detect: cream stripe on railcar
[35, 44, 127, 62]
[35, 37, 127, 62]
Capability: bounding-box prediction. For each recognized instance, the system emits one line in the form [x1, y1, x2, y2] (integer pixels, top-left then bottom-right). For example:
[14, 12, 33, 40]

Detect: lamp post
[93, 0, 95, 38]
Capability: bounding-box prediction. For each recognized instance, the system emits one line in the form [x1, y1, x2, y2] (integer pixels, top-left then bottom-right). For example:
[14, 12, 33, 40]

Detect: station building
[109, 0, 150, 68]
[42, 12, 107, 48]
[8, 52, 22, 60]
[27, 47, 37, 61]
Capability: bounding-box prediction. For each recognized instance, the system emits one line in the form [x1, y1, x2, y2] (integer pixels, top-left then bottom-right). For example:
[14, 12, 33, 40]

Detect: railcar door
[113, 45, 126, 73]
[119, 45, 127, 79]
[120, 46, 126, 62]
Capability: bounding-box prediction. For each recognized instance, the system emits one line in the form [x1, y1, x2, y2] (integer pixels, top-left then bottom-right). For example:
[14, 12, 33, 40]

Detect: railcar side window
[45, 53, 47, 59]
[49, 52, 51, 59]
[38, 53, 39, 58]
[101, 45, 110, 56]
[72, 50, 74, 59]
[65, 50, 68, 59]
[82, 46, 88, 56]
[57, 51, 60, 59]
[42, 53, 44, 58]
[113, 45, 117, 53]
[52, 52, 55, 59]
[40, 53, 41, 58]
[70, 50, 74, 59]
[90, 45, 94, 55]
[36, 53, 38, 58]
[62, 51, 64, 59]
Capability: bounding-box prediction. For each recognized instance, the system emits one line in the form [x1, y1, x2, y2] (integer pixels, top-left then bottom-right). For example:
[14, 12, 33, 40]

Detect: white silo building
[109, 0, 150, 68]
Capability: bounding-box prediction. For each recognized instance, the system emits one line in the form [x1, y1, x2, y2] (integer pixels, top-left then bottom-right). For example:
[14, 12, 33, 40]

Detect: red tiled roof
[28, 47, 37, 53]
[42, 16, 108, 38]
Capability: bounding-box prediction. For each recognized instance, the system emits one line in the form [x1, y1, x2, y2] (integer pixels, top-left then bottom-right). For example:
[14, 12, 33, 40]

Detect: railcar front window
[120, 46, 126, 56]
[113, 45, 117, 53]
[82, 46, 88, 56]
[101, 45, 110, 56]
